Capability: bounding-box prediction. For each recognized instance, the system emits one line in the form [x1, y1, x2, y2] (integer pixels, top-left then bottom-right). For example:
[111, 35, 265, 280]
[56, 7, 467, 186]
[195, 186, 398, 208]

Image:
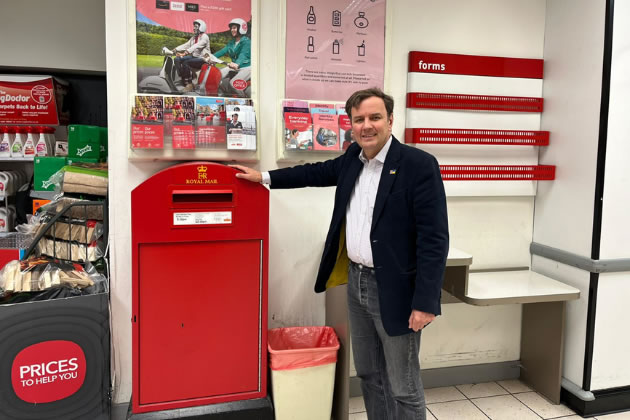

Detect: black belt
[349, 260, 375, 272]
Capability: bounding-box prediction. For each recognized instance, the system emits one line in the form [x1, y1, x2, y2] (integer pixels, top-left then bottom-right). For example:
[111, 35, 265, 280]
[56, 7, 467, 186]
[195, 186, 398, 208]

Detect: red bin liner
[268, 326, 340, 371]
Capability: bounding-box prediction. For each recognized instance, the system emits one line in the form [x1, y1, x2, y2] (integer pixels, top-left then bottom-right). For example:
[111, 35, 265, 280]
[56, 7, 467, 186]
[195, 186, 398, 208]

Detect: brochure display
[285, 0, 386, 101]
[130, 95, 257, 159]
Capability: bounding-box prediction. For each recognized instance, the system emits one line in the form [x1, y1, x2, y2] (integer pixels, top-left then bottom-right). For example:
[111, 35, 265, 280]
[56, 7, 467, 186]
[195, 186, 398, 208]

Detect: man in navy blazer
[235, 88, 448, 419]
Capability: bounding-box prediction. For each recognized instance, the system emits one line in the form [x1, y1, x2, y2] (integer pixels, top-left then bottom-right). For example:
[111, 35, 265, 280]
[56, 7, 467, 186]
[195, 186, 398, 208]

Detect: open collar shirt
[345, 136, 392, 267]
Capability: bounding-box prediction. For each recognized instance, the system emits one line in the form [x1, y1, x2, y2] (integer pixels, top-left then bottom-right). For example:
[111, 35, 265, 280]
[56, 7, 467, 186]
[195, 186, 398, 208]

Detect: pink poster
[285, 0, 386, 101]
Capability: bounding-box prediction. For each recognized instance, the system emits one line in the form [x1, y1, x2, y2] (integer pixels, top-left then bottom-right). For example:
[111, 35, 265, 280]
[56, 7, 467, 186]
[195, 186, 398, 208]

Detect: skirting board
[562, 385, 630, 417]
[350, 361, 520, 398]
[118, 397, 274, 420]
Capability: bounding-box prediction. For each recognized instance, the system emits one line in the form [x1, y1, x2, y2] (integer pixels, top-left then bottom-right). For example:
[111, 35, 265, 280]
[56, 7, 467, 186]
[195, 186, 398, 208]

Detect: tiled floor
[348, 380, 630, 419]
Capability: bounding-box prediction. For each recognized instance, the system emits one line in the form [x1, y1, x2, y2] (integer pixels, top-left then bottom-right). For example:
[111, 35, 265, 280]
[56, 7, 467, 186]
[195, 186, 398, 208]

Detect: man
[226, 113, 243, 133]
[173, 19, 211, 92]
[235, 88, 449, 420]
[214, 18, 251, 97]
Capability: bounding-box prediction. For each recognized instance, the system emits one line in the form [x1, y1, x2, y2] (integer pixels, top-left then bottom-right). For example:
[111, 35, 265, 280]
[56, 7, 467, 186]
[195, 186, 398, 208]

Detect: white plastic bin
[268, 326, 340, 420]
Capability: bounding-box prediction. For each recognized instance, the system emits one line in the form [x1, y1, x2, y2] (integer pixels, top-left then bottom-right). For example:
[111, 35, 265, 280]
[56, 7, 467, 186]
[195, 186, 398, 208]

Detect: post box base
[128, 397, 273, 420]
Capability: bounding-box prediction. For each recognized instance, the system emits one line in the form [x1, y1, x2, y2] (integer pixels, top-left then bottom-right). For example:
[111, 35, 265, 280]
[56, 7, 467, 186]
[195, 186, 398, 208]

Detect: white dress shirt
[346, 136, 392, 267]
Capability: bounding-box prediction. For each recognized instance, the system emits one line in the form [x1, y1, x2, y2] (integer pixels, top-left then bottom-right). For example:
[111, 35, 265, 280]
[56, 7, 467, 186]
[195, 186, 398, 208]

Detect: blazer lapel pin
[389, 169, 397, 175]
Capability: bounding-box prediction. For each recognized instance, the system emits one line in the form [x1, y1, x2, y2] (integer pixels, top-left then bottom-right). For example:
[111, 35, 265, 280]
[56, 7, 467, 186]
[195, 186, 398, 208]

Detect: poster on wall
[285, 0, 386, 101]
[136, 0, 252, 98]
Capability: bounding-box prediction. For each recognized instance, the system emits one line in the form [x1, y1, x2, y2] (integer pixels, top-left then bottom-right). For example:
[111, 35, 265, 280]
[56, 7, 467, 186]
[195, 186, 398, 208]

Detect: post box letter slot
[172, 189, 233, 204]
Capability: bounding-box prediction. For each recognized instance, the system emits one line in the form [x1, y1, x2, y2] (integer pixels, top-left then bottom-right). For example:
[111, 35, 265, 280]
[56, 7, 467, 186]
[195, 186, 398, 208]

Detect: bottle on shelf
[36, 126, 49, 156]
[11, 127, 25, 158]
[23, 126, 36, 158]
[0, 126, 10, 158]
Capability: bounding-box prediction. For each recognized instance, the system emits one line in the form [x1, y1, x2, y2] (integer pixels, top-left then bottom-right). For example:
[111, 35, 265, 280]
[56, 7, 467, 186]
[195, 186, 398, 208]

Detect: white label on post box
[173, 211, 232, 226]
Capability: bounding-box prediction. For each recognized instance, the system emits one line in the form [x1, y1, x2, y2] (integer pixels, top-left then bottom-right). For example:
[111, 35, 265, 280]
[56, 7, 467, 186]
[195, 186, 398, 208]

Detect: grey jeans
[348, 262, 425, 420]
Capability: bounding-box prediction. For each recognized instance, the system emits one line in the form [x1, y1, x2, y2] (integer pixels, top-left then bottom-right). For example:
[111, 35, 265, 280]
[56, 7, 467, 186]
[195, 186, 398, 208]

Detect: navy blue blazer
[269, 137, 449, 336]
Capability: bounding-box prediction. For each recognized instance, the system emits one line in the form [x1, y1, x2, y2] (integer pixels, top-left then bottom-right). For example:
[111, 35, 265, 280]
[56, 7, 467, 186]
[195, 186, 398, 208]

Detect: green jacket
[215, 36, 251, 68]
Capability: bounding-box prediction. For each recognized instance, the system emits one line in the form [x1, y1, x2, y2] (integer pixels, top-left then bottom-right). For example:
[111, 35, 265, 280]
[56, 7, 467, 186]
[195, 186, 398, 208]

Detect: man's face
[232, 114, 238, 121]
[193, 23, 200, 35]
[230, 25, 239, 37]
[350, 96, 393, 160]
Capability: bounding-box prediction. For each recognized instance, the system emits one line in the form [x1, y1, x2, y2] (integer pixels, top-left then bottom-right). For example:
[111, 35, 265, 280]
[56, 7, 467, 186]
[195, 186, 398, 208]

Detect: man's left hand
[408, 310, 435, 332]
[228, 62, 239, 70]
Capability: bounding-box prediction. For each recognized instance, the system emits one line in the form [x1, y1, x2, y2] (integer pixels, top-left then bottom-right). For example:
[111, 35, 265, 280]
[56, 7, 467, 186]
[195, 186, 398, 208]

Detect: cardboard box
[68, 125, 101, 159]
[33, 157, 66, 191]
[0, 75, 70, 125]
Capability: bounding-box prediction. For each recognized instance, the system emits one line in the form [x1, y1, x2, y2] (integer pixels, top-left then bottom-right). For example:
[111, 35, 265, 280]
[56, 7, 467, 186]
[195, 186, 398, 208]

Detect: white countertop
[464, 270, 580, 305]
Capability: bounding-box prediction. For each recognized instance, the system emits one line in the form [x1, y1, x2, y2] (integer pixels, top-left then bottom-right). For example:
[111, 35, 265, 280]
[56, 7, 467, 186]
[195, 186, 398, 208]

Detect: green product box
[34, 157, 67, 191]
[67, 157, 100, 165]
[68, 125, 101, 159]
[99, 127, 108, 162]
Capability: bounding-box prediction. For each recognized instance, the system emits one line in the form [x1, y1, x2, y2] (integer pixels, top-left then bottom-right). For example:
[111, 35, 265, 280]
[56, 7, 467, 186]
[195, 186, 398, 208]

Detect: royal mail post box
[131, 162, 269, 414]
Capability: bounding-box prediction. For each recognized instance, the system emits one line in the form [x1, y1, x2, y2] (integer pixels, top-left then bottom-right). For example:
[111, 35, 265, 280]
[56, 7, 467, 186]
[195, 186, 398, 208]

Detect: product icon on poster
[354, 12, 369, 28]
[307, 6, 316, 24]
[332, 10, 341, 26]
[307, 36, 315, 53]
[332, 40, 340, 54]
[358, 41, 366, 56]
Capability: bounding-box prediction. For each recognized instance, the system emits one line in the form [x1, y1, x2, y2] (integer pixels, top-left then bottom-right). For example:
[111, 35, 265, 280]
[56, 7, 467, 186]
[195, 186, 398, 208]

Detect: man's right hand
[232, 165, 262, 183]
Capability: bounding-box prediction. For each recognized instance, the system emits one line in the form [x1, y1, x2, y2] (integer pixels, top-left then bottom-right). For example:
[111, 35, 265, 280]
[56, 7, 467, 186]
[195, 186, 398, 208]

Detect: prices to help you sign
[285, 0, 386, 101]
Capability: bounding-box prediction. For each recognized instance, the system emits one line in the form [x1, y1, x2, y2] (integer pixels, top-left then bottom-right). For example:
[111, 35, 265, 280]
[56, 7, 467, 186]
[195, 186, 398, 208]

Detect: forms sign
[285, 1, 386, 101]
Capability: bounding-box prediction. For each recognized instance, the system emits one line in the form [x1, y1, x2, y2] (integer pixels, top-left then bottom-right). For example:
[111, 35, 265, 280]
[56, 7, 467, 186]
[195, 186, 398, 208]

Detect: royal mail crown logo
[197, 165, 208, 173]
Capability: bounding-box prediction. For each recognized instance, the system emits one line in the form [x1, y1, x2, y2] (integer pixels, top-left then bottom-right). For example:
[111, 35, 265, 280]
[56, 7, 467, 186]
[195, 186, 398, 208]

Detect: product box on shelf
[0, 75, 70, 125]
[67, 125, 101, 159]
[34, 157, 67, 191]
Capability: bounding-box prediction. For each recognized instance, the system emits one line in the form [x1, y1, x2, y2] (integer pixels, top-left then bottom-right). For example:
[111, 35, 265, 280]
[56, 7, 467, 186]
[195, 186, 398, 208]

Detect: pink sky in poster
[285, 0, 386, 101]
[137, 0, 250, 34]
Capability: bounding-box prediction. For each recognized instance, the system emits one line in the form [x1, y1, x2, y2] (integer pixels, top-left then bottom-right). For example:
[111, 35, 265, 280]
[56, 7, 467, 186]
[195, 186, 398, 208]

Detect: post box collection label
[11, 340, 87, 403]
[173, 211, 233, 226]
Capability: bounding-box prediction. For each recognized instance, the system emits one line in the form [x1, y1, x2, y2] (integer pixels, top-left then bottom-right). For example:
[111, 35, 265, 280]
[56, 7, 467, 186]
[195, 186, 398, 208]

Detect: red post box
[131, 162, 269, 414]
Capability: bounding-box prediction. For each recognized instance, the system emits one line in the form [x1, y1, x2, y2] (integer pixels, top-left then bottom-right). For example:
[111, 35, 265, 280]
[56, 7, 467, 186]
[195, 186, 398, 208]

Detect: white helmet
[194, 19, 207, 33]
[228, 18, 248, 35]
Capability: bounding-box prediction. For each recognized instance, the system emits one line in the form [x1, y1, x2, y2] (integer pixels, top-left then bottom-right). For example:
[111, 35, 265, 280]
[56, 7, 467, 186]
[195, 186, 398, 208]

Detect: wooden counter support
[448, 270, 580, 404]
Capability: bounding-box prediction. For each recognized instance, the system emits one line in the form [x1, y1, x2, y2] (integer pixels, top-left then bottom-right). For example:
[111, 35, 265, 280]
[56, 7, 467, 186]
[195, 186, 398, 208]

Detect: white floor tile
[349, 396, 365, 414]
[554, 416, 594, 419]
[514, 391, 575, 419]
[471, 394, 540, 419]
[427, 399, 488, 420]
[456, 382, 510, 399]
[426, 408, 437, 420]
[497, 379, 533, 394]
[597, 411, 630, 419]
[349, 412, 368, 420]
[425, 386, 468, 404]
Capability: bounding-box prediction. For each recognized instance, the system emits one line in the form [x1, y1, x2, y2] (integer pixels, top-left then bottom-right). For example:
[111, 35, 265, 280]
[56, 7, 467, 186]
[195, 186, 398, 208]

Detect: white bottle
[23, 126, 36, 158]
[11, 128, 25, 158]
[0, 127, 10, 157]
[36, 126, 48, 156]
[0, 208, 8, 232]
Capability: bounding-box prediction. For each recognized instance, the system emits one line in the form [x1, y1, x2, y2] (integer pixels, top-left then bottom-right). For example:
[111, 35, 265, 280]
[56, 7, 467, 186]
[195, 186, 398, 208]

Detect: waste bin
[268, 326, 340, 420]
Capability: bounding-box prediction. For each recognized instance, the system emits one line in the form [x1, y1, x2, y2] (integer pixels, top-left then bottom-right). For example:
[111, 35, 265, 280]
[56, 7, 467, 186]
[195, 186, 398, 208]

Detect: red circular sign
[11, 340, 86, 403]
[30, 85, 52, 105]
[232, 79, 248, 91]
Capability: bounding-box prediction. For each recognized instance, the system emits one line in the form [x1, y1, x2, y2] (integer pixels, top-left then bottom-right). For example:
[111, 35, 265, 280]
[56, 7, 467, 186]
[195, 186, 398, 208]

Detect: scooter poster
[285, 0, 386, 101]
[136, 0, 252, 97]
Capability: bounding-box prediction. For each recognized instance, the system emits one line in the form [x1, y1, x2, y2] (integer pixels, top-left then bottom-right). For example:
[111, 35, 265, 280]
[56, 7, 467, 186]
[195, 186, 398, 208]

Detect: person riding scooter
[173, 19, 211, 93]
[214, 18, 251, 97]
